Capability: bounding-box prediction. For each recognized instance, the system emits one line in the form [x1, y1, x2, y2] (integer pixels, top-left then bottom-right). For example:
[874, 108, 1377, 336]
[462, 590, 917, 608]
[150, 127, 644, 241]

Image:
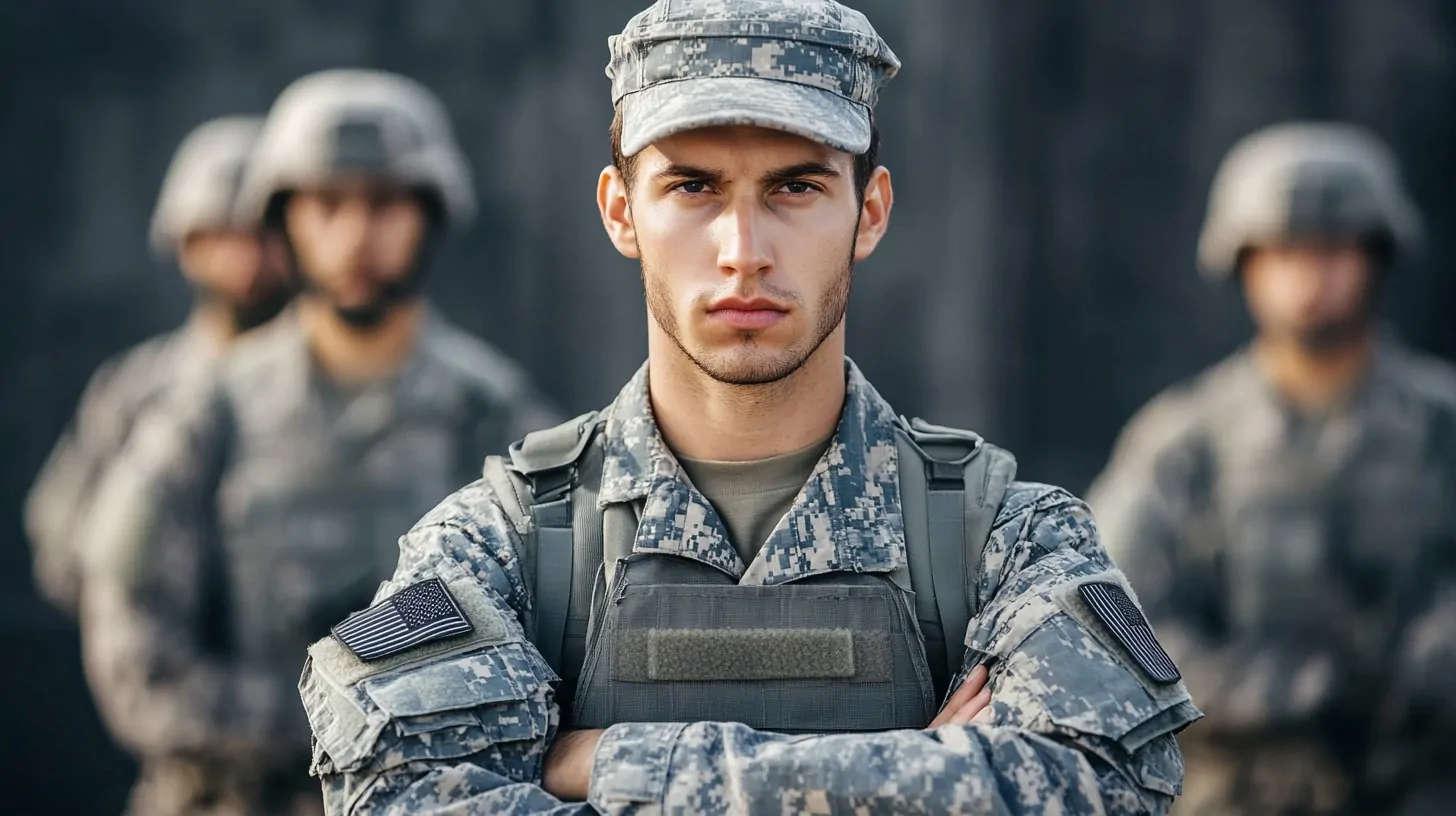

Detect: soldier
[298, 2, 1202, 813]
[77, 70, 560, 816]
[1088, 122, 1456, 814]
[26, 115, 293, 617]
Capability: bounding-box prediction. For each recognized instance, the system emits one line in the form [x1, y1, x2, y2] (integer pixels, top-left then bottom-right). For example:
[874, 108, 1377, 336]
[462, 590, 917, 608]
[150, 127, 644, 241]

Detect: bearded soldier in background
[1090, 122, 1456, 815]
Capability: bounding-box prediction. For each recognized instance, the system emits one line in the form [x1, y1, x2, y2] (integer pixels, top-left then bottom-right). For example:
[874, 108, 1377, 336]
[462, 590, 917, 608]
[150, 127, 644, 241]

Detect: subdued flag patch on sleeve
[332, 577, 474, 661]
[1078, 581, 1181, 683]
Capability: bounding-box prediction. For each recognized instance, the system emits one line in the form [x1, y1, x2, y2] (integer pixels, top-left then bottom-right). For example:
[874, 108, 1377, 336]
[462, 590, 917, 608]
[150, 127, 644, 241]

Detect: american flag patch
[1078, 582, 1181, 683]
[332, 578, 473, 662]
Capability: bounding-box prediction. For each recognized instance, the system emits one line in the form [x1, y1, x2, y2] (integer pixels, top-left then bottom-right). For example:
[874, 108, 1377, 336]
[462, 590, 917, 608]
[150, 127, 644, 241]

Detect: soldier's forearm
[327, 766, 598, 816]
[587, 721, 1173, 815]
[25, 436, 106, 614]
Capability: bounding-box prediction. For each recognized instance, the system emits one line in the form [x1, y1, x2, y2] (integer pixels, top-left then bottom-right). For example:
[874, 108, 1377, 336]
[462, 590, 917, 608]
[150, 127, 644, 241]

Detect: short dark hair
[609, 108, 880, 204]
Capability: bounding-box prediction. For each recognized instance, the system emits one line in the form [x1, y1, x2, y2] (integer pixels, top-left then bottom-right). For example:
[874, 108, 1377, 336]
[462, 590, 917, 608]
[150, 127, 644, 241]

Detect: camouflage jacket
[26, 322, 221, 616]
[78, 307, 560, 816]
[1088, 337, 1456, 809]
[300, 360, 1201, 815]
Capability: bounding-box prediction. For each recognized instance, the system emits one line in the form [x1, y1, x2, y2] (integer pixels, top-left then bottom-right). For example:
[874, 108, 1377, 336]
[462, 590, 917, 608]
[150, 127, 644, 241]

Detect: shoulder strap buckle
[507, 411, 601, 501]
[898, 415, 984, 489]
[902, 416, 985, 453]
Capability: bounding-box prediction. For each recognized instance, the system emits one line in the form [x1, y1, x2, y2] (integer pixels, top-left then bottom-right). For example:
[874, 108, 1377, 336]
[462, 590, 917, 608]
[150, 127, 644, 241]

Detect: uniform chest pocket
[573, 571, 937, 733]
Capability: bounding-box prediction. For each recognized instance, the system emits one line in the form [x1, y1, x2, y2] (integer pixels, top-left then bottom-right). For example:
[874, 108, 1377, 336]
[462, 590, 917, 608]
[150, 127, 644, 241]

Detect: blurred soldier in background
[25, 115, 293, 617]
[75, 70, 561, 816]
[1090, 122, 1456, 815]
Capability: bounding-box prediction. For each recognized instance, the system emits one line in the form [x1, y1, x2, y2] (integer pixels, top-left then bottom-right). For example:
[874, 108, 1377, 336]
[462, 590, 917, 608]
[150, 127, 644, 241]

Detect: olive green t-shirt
[676, 434, 835, 567]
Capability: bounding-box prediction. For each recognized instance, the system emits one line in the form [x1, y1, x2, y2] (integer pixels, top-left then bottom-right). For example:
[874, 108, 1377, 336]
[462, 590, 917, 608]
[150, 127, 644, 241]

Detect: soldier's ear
[853, 165, 893, 262]
[598, 165, 639, 260]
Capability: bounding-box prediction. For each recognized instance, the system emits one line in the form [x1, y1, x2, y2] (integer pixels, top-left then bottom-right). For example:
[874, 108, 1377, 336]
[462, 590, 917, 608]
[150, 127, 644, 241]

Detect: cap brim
[618, 77, 871, 157]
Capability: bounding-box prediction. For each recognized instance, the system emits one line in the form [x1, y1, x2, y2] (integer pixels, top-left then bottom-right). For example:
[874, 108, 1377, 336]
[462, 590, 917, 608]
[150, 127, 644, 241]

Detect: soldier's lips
[707, 298, 788, 330]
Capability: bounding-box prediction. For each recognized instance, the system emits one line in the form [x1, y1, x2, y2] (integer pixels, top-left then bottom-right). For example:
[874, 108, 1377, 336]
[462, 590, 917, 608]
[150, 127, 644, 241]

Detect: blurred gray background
[2, 1, 1453, 812]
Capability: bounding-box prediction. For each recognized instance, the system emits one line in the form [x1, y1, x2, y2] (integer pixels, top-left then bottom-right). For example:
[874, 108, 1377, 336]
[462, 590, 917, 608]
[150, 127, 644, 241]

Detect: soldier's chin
[333, 301, 392, 329]
[1293, 319, 1366, 354]
[692, 344, 809, 386]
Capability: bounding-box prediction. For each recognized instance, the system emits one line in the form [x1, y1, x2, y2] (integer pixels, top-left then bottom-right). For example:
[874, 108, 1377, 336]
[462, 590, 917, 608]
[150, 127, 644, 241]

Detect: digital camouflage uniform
[298, 2, 1200, 813]
[26, 115, 265, 616]
[300, 363, 1200, 814]
[78, 72, 560, 816]
[1089, 123, 1456, 815]
[81, 309, 559, 816]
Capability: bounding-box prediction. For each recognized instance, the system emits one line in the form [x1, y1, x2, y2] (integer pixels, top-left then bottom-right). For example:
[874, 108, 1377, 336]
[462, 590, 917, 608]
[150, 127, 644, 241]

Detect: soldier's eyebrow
[653, 163, 724, 186]
[761, 161, 841, 187]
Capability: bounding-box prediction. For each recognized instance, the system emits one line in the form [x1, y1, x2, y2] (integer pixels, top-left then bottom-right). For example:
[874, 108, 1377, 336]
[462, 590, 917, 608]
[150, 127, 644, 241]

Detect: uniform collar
[597, 358, 907, 585]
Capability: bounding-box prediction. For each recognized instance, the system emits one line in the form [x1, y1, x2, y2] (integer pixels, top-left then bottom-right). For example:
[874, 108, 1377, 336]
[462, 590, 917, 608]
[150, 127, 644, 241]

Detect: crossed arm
[541, 665, 995, 800]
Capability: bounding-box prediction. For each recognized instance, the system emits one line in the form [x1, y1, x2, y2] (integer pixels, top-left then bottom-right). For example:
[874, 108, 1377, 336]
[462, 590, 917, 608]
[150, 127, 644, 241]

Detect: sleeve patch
[332, 577, 473, 661]
[1077, 581, 1181, 683]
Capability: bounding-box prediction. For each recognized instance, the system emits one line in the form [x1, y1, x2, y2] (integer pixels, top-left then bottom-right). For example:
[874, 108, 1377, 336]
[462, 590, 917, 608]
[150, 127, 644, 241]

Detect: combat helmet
[235, 69, 474, 228]
[1197, 122, 1423, 280]
[149, 116, 263, 257]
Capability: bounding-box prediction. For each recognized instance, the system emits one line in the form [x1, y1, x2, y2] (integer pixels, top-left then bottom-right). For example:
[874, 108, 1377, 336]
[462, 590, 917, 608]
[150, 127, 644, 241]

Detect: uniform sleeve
[26, 357, 135, 614]
[1086, 398, 1345, 736]
[299, 481, 592, 815]
[584, 487, 1201, 815]
[78, 379, 294, 761]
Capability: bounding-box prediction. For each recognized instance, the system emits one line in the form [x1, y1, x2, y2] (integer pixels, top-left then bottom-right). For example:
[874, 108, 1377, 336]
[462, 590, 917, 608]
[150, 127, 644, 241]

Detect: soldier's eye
[778, 180, 817, 195]
[674, 180, 709, 194]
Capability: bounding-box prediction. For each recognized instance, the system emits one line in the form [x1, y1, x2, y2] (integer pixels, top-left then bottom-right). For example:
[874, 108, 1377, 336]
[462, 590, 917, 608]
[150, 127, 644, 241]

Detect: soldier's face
[1242, 240, 1376, 351]
[179, 229, 295, 330]
[599, 125, 893, 385]
[285, 179, 428, 321]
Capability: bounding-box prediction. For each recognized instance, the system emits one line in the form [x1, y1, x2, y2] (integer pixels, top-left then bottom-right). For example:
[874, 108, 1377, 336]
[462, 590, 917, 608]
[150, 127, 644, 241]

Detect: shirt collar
[596, 358, 907, 585]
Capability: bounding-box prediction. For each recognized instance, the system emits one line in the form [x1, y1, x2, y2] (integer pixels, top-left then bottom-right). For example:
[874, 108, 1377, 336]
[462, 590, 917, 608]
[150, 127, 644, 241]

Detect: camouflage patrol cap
[149, 116, 263, 258]
[235, 69, 474, 226]
[1198, 122, 1423, 280]
[607, 0, 900, 156]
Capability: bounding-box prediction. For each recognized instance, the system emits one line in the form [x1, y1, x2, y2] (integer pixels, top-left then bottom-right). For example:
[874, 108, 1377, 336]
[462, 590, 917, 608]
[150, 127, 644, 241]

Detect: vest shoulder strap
[895, 417, 1017, 693]
[481, 411, 602, 675]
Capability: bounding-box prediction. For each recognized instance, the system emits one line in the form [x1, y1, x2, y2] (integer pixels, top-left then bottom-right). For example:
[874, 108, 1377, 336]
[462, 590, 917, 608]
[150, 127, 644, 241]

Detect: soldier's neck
[300, 296, 425, 386]
[648, 329, 846, 462]
[190, 297, 280, 350]
[1254, 326, 1375, 413]
[187, 303, 242, 349]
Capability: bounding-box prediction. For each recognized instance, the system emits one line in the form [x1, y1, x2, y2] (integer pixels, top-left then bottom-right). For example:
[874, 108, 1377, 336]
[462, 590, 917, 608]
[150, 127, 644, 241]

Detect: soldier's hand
[927, 664, 994, 728]
[543, 728, 604, 801]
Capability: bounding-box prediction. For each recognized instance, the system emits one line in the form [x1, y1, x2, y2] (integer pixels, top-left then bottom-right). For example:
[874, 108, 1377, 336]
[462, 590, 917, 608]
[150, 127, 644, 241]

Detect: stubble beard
[1291, 311, 1373, 356]
[643, 245, 855, 387]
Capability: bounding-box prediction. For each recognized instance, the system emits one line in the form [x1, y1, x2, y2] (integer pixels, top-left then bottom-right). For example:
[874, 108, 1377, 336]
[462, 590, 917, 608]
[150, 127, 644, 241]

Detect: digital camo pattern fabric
[300, 360, 1201, 814]
[26, 324, 220, 616]
[77, 307, 560, 816]
[1089, 336, 1456, 815]
[608, 0, 901, 156]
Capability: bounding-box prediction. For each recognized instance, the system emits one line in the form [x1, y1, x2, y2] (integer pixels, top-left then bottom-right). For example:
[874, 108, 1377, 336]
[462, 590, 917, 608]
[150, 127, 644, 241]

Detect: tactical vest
[482, 412, 1016, 732]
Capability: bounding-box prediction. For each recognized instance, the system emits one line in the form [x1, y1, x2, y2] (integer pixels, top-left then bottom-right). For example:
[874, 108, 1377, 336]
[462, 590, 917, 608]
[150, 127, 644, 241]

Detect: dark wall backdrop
[2, 1, 1452, 812]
